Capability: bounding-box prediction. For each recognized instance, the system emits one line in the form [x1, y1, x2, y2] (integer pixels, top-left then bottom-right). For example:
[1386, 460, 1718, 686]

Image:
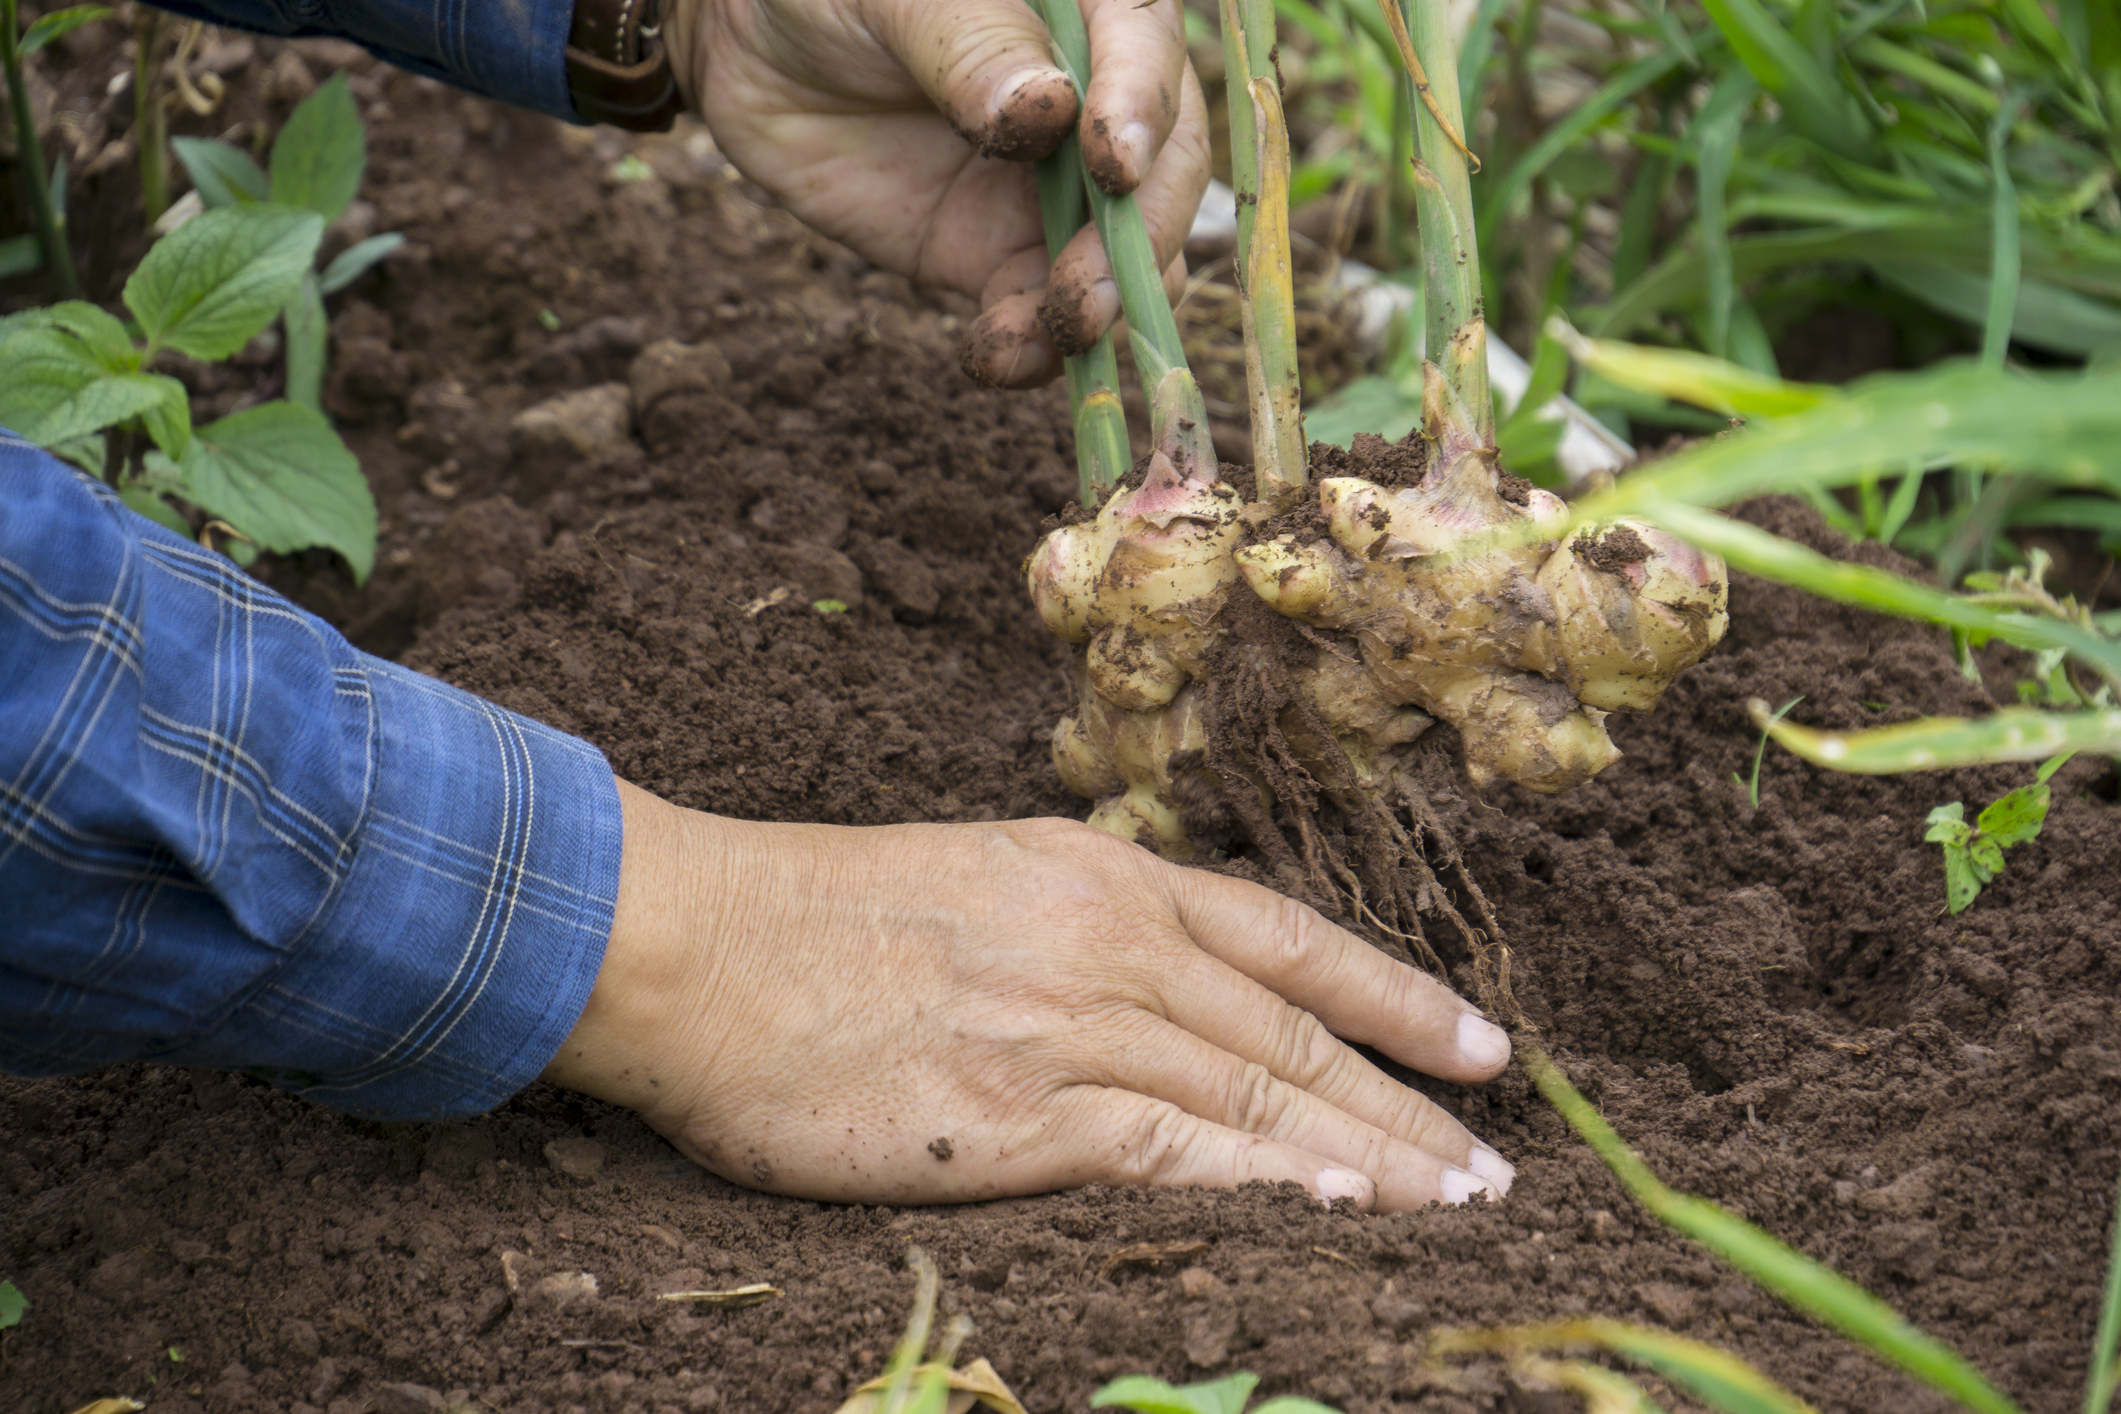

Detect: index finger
[1161, 866, 1514, 1085]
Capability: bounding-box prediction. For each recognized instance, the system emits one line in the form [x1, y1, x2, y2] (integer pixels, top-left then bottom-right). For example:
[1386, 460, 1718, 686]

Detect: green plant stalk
[1381, 0, 1491, 436]
[1524, 1044, 2026, 1414]
[1, 0, 79, 296]
[1035, 0, 1211, 472]
[1216, 0, 1277, 265]
[134, 8, 168, 225]
[1752, 699, 2121, 772]
[1035, 133, 1130, 504]
[2086, 1172, 2121, 1414]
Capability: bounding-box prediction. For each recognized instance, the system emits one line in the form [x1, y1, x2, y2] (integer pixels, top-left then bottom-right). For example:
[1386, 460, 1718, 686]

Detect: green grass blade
[1751, 701, 2121, 772]
[1436, 1321, 1818, 1414]
[2010, 496, 2121, 536]
[1632, 506, 2121, 683]
[2087, 1172, 2121, 1414]
[1525, 1048, 2027, 1414]
[1550, 321, 1836, 417]
[1558, 362, 2121, 522]
[1699, 0, 1872, 159]
[1871, 265, 2121, 359]
[1478, 47, 1688, 232]
[1693, 70, 1758, 360]
[1982, 104, 2022, 368]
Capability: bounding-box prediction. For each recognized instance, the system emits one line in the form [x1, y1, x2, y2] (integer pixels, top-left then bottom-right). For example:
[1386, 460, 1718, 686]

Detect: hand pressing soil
[538, 780, 1519, 1213]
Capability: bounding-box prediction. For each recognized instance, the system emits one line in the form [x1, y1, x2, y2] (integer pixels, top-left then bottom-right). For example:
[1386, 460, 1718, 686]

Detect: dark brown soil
[7, 36, 2121, 1414]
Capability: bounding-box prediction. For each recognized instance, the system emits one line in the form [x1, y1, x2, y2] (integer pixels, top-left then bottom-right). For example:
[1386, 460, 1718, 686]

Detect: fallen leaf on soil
[742, 586, 797, 617]
[1099, 1241, 1210, 1280]
[68, 1401, 146, 1414]
[834, 1356, 1027, 1414]
[657, 1283, 780, 1308]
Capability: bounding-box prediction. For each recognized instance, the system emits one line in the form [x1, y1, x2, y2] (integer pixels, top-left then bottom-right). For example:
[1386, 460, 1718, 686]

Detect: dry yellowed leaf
[655, 1283, 780, 1308]
[834, 1357, 1027, 1414]
[68, 1400, 147, 1414]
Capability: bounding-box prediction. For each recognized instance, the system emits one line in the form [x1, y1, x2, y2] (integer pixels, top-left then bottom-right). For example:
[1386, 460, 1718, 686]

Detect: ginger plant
[1021, 0, 1728, 959]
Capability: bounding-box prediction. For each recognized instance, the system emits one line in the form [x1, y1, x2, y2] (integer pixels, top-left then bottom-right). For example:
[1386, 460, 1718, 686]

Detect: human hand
[660, 0, 1211, 388]
[542, 781, 1517, 1212]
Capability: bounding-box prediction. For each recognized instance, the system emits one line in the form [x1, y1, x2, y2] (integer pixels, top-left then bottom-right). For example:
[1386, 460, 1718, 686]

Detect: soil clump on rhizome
[5, 38, 2121, 1414]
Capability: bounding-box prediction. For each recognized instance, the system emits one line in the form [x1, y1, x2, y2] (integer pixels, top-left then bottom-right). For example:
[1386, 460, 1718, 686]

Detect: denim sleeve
[0, 430, 623, 1121]
[144, 0, 579, 123]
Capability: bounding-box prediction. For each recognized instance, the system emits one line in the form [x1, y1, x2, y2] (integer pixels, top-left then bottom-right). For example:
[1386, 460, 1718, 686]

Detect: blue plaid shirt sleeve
[0, 432, 622, 1121]
[141, 0, 579, 124]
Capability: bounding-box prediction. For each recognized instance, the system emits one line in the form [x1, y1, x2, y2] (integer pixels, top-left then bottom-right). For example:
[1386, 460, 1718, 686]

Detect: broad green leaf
[1967, 833, 2007, 879]
[0, 324, 171, 445]
[125, 204, 324, 362]
[1523, 1050, 2026, 1414]
[0, 233, 42, 279]
[283, 271, 327, 413]
[20, 3, 109, 54]
[161, 401, 375, 581]
[1976, 781, 2050, 847]
[1924, 801, 1970, 843]
[1943, 844, 1984, 913]
[1763, 706, 2121, 774]
[0, 1280, 27, 1329]
[35, 299, 138, 370]
[317, 232, 403, 295]
[171, 137, 269, 209]
[1092, 1373, 1260, 1414]
[119, 484, 192, 537]
[1249, 1401, 1341, 1414]
[268, 73, 365, 221]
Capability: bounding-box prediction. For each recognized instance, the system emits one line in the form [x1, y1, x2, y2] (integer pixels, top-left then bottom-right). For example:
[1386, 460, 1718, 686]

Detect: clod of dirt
[524, 1270, 600, 1311]
[508, 383, 633, 492]
[530, 315, 645, 386]
[852, 537, 940, 621]
[371, 1381, 449, 1414]
[543, 1136, 607, 1179]
[629, 337, 733, 411]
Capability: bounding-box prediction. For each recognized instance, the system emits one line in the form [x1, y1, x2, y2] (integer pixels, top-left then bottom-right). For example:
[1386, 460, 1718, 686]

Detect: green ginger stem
[1034, 127, 1130, 504]
[1384, 0, 1492, 439]
[134, 8, 168, 226]
[1, 0, 80, 295]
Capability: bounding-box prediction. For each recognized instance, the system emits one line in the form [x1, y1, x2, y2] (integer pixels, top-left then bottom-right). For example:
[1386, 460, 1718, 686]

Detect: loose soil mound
[6, 40, 2120, 1414]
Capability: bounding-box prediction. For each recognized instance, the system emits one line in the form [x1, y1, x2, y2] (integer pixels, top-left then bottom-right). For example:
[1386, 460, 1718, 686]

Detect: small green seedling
[0, 200, 377, 579]
[166, 1344, 186, 1364]
[1091, 1372, 1339, 1414]
[173, 73, 405, 412]
[812, 599, 849, 615]
[1735, 694, 1803, 807]
[1924, 754, 2070, 915]
[0, 1279, 29, 1329]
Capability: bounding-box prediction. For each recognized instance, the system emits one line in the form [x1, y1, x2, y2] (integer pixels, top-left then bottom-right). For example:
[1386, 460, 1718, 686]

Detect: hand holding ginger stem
[542, 781, 1517, 1212]
[660, 0, 1210, 388]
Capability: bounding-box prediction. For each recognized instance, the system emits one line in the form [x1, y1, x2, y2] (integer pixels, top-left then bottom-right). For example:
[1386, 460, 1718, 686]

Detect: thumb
[863, 0, 1079, 160]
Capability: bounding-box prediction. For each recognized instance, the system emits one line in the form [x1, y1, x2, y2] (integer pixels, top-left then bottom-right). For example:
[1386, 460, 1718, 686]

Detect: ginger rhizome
[1027, 363, 1729, 860]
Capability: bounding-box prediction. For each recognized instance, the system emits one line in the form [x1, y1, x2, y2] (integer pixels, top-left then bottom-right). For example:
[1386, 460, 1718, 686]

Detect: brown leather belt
[566, 0, 685, 131]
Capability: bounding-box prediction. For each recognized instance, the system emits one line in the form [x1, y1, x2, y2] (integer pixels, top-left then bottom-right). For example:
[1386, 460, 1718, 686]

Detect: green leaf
[20, 3, 110, 55]
[1967, 832, 2007, 878]
[1924, 801, 1970, 843]
[268, 73, 365, 222]
[1943, 843, 1984, 913]
[1872, 265, 2121, 358]
[125, 204, 324, 362]
[171, 137, 270, 209]
[1552, 323, 1835, 418]
[0, 321, 178, 445]
[1699, 0, 1873, 159]
[0, 233, 43, 280]
[24, 300, 138, 370]
[0, 1280, 28, 1329]
[1763, 707, 2121, 775]
[160, 401, 376, 581]
[1092, 1373, 1261, 1414]
[317, 232, 403, 296]
[119, 484, 192, 537]
[283, 271, 327, 414]
[1977, 781, 2051, 847]
[1249, 1401, 1342, 1414]
[1435, 1322, 1817, 1414]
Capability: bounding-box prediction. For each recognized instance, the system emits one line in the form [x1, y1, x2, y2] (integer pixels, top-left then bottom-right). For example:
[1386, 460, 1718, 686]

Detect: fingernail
[996, 332, 1055, 388]
[1457, 1012, 1511, 1070]
[1466, 1143, 1516, 1195]
[1439, 1166, 1499, 1206]
[1117, 120, 1154, 187]
[1083, 278, 1120, 336]
[1317, 1166, 1372, 1205]
[992, 65, 1065, 115]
